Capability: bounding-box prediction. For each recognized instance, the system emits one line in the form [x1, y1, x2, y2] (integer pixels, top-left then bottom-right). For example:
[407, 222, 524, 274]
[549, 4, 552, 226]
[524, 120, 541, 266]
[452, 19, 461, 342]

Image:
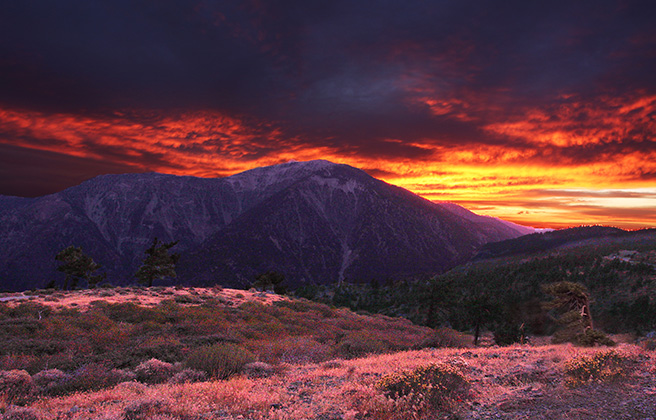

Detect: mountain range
[0, 160, 533, 291]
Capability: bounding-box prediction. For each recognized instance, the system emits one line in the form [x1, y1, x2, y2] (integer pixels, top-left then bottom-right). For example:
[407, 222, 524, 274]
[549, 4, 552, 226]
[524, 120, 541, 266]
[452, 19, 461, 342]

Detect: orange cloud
[485, 94, 656, 148]
[1, 96, 654, 230]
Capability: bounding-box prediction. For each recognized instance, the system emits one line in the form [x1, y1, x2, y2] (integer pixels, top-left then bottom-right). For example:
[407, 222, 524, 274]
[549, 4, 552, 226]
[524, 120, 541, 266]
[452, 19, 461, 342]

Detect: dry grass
[2, 286, 286, 311]
[2, 288, 655, 419]
[5, 343, 651, 420]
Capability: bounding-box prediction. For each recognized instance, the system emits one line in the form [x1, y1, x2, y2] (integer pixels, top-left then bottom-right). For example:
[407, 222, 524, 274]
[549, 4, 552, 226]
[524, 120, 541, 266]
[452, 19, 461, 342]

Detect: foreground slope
[2, 287, 654, 420]
[0, 160, 532, 290]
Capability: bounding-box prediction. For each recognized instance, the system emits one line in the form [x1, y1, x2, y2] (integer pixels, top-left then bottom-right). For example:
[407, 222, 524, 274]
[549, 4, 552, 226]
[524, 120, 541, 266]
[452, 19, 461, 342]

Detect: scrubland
[1, 287, 655, 420]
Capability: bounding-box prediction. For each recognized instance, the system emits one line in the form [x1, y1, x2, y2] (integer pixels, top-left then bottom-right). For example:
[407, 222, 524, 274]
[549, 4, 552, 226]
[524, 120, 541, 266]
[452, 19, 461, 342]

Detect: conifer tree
[135, 238, 180, 287]
[55, 246, 103, 289]
[542, 281, 614, 346]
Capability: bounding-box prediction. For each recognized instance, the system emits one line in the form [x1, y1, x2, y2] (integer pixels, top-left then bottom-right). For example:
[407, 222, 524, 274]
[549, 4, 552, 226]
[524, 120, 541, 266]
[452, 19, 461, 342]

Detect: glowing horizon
[0, 1, 654, 230]
[1, 102, 654, 230]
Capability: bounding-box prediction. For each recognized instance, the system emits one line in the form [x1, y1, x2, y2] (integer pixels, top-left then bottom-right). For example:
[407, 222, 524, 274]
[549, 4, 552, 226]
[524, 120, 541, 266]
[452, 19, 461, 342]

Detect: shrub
[494, 324, 528, 346]
[0, 317, 42, 336]
[2, 406, 40, 420]
[109, 368, 137, 384]
[564, 350, 635, 387]
[321, 360, 344, 370]
[377, 363, 470, 414]
[32, 369, 69, 395]
[132, 336, 184, 363]
[0, 370, 35, 404]
[168, 368, 207, 384]
[253, 337, 333, 364]
[116, 381, 147, 395]
[184, 343, 254, 379]
[8, 302, 50, 319]
[575, 329, 616, 347]
[337, 331, 390, 359]
[174, 294, 203, 304]
[418, 327, 472, 349]
[43, 364, 131, 395]
[640, 338, 656, 351]
[123, 399, 171, 420]
[0, 355, 38, 372]
[242, 362, 276, 378]
[134, 359, 177, 384]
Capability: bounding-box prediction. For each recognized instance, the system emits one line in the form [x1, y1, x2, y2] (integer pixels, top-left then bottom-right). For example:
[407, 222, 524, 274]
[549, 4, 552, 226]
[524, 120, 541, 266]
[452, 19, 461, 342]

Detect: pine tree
[135, 238, 180, 287]
[542, 281, 614, 346]
[55, 246, 104, 289]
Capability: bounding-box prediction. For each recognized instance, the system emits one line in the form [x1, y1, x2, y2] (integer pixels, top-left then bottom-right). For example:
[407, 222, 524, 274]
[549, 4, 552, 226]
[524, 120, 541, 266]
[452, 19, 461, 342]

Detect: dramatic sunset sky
[1, 1, 654, 229]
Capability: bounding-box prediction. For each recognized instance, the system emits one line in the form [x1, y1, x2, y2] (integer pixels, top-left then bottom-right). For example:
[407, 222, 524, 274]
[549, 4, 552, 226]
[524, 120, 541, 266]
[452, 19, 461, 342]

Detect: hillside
[1, 288, 654, 420]
[473, 226, 655, 261]
[299, 226, 656, 336]
[0, 160, 532, 291]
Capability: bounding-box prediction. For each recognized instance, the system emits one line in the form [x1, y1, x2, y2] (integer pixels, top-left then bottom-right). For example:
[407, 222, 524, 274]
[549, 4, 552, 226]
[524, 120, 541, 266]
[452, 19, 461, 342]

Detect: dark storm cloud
[1, 0, 655, 199]
[0, 143, 143, 197]
[3, 1, 654, 124]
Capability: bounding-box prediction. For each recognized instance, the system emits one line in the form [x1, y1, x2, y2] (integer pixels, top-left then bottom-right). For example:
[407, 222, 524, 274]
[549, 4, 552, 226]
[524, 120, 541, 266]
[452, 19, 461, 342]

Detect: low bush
[564, 350, 635, 387]
[320, 360, 344, 370]
[418, 327, 472, 349]
[253, 336, 332, 364]
[116, 381, 147, 395]
[0, 370, 35, 404]
[134, 359, 177, 384]
[337, 331, 390, 359]
[32, 368, 69, 395]
[185, 343, 254, 379]
[639, 338, 656, 351]
[377, 363, 470, 415]
[174, 294, 203, 304]
[168, 368, 207, 384]
[110, 368, 137, 384]
[494, 324, 528, 346]
[7, 302, 50, 319]
[42, 364, 131, 395]
[575, 329, 616, 347]
[0, 355, 38, 372]
[132, 338, 185, 364]
[123, 399, 171, 420]
[242, 362, 276, 378]
[1, 406, 40, 420]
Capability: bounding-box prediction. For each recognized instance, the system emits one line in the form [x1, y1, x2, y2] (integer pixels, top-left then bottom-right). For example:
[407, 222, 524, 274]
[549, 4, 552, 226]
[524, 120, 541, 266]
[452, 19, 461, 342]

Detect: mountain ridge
[0, 160, 533, 291]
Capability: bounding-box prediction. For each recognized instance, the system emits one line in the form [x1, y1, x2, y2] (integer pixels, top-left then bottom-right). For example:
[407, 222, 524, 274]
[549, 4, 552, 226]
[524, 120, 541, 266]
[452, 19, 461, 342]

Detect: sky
[0, 0, 655, 229]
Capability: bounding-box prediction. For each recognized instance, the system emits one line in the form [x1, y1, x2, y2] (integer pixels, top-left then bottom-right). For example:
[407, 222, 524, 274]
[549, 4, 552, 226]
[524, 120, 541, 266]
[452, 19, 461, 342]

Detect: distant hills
[304, 225, 656, 335]
[0, 160, 532, 291]
[474, 226, 656, 261]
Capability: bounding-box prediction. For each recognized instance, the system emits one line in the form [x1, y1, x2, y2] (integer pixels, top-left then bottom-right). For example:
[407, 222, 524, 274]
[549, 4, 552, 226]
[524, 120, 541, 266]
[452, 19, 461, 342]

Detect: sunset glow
[0, 1, 654, 229]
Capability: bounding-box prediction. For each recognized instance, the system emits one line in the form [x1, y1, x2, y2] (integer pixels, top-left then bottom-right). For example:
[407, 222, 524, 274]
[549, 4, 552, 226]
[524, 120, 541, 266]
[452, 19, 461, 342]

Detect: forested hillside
[297, 228, 656, 337]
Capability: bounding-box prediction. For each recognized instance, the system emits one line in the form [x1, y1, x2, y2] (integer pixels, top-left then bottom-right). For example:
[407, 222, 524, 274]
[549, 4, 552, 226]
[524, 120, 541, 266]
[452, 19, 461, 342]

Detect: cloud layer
[1, 0, 654, 228]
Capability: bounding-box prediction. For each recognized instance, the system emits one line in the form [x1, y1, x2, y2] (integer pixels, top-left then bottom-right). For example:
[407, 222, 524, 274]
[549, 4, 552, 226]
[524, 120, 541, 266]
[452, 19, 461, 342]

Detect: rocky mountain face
[0, 160, 533, 291]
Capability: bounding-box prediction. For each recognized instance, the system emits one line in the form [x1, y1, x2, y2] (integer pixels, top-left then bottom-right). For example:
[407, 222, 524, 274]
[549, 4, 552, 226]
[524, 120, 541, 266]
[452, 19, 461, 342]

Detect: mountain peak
[0, 160, 533, 291]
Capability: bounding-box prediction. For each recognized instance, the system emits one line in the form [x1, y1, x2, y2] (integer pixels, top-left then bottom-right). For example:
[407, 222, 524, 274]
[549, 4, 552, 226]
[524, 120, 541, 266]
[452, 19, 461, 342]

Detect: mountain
[0, 160, 533, 291]
[472, 225, 652, 261]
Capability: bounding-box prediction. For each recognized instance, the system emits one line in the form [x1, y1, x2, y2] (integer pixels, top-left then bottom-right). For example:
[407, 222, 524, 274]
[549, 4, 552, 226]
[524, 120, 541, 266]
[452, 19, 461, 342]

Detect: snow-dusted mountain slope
[0, 160, 533, 290]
